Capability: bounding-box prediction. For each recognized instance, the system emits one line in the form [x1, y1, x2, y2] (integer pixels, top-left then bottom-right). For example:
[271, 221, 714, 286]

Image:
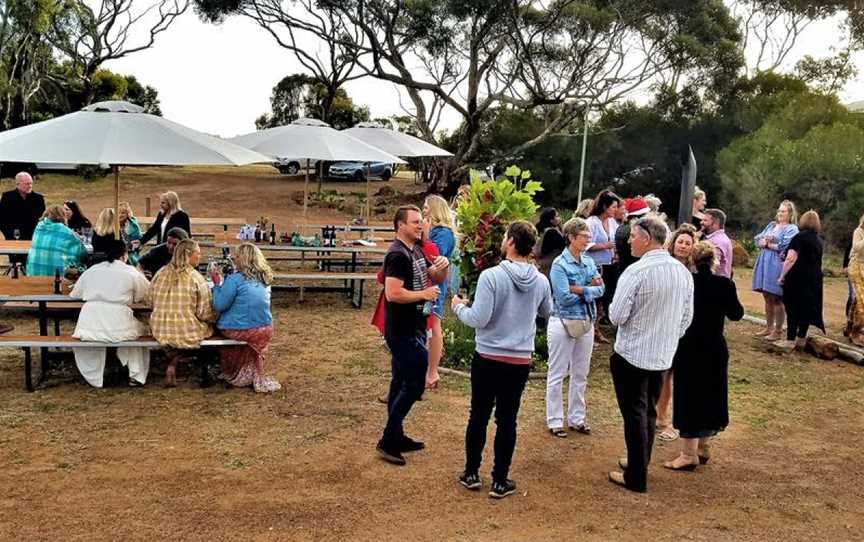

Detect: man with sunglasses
[607, 216, 693, 493]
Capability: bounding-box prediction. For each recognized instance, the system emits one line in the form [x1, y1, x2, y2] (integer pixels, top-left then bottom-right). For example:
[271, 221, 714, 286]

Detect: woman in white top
[586, 190, 621, 325]
[71, 239, 151, 387]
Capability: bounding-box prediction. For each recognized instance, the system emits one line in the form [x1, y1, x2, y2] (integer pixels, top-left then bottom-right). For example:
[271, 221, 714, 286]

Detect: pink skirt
[218, 325, 281, 393]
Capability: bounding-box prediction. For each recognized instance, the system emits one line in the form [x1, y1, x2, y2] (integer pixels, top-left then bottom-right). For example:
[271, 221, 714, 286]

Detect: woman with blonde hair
[752, 200, 799, 340]
[665, 241, 743, 471]
[778, 210, 825, 350]
[140, 190, 191, 245]
[691, 187, 707, 229]
[149, 239, 215, 386]
[846, 213, 864, 344]
[574, 198, 594, 219]
[210, 243, 281, 393]
[118, 202, 142, 265]
[656, 223, 699, 442]
[423, 194, 457, 389]
[91, 208, 118, 258]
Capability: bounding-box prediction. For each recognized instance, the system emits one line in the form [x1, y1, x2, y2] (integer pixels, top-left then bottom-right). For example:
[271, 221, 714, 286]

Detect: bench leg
[38, 301, 49, 382]
[353, 280, 365, 309]
[23, 347, 33, 392]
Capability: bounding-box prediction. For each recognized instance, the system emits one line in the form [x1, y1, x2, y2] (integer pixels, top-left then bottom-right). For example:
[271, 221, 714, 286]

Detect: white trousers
[546, 318, 594, 428]
[73, 347, 151, 388]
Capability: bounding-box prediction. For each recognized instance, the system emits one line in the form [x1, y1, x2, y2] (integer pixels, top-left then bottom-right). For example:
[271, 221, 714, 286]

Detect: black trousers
[381, 334, 428, 444]
[785, 304, 809, 341]
[610, 352, 664, 492]
[464, 352, 530, 483]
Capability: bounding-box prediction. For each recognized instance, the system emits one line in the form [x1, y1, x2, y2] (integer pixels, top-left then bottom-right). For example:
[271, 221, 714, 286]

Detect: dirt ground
[0, 167, 863, 541]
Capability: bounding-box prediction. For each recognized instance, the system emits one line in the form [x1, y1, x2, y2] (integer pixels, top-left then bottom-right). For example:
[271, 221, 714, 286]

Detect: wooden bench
[138, 217, 248, 227]
[272, 272, 377, 308]
[0, 335, 246, 392]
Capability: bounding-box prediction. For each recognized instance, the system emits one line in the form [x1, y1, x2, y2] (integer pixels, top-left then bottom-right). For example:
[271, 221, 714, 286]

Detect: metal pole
[113, 166, 120, 234]
[303, 158, 309, 226]
[577, 107, 589, 203]
[365, 163, 371, 224]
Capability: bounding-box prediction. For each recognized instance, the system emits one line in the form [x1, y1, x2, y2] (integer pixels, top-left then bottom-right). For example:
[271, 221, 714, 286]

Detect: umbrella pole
[113, 165, 120, 235]
[366, 163, 371, 224]
[303, 159, 309, 229]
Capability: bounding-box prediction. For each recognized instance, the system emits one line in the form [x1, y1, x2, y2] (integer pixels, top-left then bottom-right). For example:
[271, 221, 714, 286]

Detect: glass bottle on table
[13, 228, 20, 240]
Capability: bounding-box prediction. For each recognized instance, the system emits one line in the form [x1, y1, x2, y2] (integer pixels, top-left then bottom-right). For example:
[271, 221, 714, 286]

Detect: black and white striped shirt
[609, 249, 694, 371]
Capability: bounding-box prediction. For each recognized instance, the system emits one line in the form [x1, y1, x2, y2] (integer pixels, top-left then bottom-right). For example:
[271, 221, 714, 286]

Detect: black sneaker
[376, 440, 406, 465]
[489, 479, 517, 499]
[399, 435, 425, 452]
[459, 472, 481, 490]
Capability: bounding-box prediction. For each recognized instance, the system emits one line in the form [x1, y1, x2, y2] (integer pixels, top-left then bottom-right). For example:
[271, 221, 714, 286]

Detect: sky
[105, 8, 864, 139]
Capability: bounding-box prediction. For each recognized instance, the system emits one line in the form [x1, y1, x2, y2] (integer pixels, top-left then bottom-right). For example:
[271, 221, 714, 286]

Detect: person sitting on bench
[137, 227, 189, 279]
[148, 239, 215, 387]
[210, 243, 280, 393]
[26, 204, 87, 277]
[70, 240, 151, 388]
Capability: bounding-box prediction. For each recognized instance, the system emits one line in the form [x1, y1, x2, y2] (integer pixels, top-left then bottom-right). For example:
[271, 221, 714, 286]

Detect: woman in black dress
[139, 191, 191, 245]
[778, 210, 825, 350]
[665, 241, 744, 471]
[533, 207, 565, 277]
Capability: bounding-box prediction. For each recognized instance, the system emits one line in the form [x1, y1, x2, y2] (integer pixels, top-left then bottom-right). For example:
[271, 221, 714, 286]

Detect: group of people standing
[376, 184, 832, 497]
[0, 172, 279, 393]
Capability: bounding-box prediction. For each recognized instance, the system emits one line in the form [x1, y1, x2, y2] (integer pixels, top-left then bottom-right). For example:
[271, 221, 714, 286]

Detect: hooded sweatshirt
[454, 260, 552, 360]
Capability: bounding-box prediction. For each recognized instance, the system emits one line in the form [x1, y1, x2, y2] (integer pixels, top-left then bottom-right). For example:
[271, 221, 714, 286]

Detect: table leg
[23, 347, 33, 392]
[38, 301, 49, 382]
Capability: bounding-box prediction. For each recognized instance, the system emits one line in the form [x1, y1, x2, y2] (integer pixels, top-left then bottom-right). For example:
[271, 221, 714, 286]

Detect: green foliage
[717, 92, 864, 247]
[455, 165, 542, 295]
[440, 313, 549, 372]
[255, 73, 369, 130]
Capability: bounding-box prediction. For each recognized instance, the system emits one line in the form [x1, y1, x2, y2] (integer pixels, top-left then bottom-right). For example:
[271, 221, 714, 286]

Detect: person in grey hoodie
[451, 220, 552, 499]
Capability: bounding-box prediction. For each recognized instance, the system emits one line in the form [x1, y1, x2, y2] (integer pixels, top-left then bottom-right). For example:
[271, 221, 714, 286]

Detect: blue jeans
[382, 334, 428, 444]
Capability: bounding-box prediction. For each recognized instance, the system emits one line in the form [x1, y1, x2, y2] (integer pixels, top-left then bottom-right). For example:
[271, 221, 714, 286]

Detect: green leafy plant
[455, 165, 543, 296]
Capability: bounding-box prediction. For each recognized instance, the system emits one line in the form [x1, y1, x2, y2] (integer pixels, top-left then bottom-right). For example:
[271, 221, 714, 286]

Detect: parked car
[328, 161, 393, 182]
[274, 158, 318, 175]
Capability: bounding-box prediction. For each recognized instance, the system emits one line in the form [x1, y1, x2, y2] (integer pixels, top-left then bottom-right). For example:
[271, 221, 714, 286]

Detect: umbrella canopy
[342, 122, 452, 158]
[229, 118, 407, 223]
[0, 101, 270, 233]
[228, 118, 407, 164]
[0, 101, 270, 167]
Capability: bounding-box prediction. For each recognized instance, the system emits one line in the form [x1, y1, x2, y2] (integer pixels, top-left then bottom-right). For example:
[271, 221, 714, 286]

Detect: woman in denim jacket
[545, 217, 604, 437]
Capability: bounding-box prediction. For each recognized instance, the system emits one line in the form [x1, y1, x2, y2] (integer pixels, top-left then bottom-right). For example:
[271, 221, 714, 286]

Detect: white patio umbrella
[342, 122, 453, 158]
[229, 118, 406, 222]
[0, 100, 270, 231]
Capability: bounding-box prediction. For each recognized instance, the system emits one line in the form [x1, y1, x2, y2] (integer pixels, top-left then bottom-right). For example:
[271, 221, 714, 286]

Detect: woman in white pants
[546, 218, 604, 437]
[71, 239, 151, 387]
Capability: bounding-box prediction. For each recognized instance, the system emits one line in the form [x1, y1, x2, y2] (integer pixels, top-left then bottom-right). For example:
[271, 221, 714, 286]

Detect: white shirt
[609, 248, 694, 371]
[70, 260, 150, 342]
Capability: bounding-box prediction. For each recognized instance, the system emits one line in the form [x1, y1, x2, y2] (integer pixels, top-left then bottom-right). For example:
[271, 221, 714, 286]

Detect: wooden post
[113, 166, 120, 235]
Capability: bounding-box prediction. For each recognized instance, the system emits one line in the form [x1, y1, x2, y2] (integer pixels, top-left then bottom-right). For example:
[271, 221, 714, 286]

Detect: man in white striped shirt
[607, 216, 694, 493]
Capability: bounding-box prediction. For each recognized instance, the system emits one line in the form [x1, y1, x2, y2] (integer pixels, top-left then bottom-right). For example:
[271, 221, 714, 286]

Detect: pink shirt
[705, 229, 733, 278]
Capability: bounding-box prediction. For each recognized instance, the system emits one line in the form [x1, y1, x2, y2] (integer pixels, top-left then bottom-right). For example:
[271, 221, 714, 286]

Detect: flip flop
[549, 427, 567, 438]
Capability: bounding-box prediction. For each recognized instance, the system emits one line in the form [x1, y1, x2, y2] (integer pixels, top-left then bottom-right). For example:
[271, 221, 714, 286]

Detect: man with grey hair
[0, 172, 46, 247]
[607, 216, 694, 493]
[701, 208, 732, 278]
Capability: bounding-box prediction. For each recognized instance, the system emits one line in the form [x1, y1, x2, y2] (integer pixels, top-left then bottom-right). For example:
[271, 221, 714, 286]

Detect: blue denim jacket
[549, 249, 604, 320]
[212, 272, 273, 330]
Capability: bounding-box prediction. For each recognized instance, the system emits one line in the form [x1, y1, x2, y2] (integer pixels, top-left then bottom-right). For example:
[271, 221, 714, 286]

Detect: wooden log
[806, 336, 840, 360]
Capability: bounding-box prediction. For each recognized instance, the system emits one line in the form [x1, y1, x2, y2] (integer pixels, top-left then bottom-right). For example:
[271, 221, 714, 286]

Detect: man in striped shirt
[607, 216, 694, 493]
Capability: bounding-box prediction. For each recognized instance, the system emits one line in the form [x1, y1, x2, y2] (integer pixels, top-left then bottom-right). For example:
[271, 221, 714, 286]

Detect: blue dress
[429, 225, 457, 318]
[752, 222, 798, 296]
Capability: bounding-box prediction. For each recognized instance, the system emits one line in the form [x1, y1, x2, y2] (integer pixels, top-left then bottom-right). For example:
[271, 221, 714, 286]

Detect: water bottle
[422, 300, 434, 316]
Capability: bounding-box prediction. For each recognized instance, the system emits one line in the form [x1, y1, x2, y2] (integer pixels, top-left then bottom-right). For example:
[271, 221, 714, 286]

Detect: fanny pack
[554, 287, 595, 339]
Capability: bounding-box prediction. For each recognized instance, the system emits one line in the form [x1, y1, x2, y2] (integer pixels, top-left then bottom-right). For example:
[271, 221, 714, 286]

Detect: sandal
[163, 365, 177, 388]
[549, 427, 568, 438]
[657, 428, 679, 441]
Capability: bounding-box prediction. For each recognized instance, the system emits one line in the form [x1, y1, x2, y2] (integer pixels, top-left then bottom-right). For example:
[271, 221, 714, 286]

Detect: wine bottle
[269, 224, 276, 245]
[54, 269, 61, 294]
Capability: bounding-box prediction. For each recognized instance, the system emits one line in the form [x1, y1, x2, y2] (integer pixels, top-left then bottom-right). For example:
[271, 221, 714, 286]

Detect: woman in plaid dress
[149, 239, 215, 387]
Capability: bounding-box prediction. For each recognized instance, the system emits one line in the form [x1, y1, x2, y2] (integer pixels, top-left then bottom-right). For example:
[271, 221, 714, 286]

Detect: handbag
[554, 284, 595, 339]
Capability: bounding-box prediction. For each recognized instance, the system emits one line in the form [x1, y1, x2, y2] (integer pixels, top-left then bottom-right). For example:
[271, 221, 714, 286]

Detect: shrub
[441, 313, 549, 373]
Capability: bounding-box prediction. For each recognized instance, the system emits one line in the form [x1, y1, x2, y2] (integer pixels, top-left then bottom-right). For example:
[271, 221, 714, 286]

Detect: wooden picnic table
[0, 276, 152, 389]
[271, 272, 377, 308]
[306, 223, 393, 233]
[0, 240, 33, 256]
[200, 242, 387, 273]
[138, 217, 248, 227]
